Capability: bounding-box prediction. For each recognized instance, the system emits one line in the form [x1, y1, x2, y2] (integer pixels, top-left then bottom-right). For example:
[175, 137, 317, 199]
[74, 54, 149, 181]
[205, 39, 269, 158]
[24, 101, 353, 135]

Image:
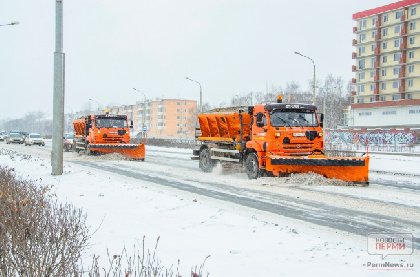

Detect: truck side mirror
[319, 113, 324, 128]
[256, 113, 264, 127]
[130, 120, 134, 129]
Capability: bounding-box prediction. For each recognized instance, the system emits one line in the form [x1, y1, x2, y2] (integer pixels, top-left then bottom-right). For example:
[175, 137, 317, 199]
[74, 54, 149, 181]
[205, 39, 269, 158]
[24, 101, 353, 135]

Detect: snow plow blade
[89, 143, 145, 160]
[266, 155, 369, 185]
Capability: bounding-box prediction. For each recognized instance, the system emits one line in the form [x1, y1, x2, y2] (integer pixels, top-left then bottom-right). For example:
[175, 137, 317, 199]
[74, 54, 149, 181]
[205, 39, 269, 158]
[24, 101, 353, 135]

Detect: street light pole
[186, 77, 202, 113]
[133, 88, 147, 138]
[89, 98, 100, 112]
[294, 51, 316, 105]
[51, 0, 64, 176]
[0, 21, 19, 27]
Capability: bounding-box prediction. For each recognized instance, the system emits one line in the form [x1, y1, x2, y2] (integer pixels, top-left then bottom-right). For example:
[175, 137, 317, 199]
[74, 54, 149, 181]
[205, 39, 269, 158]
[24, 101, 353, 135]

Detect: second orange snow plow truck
[192, 96, 369, 184]
[73, 110, 145, 160]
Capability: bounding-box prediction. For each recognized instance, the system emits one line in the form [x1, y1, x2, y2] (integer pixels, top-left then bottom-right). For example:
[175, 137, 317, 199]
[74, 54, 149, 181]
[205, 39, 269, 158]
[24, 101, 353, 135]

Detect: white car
[25, 133, 45, 146]
[0, 131, 6, 141]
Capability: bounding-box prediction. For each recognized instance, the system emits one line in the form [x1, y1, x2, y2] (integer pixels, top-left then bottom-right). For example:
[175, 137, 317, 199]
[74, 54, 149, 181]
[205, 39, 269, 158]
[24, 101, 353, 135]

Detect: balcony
[352, 52, 357, 59]
[374, 75, 379, 81]
[352, 39, 357, 46]
[401, 14, 406, 21]
[400, 42, 407, 50]
[374, 88, 379, 95]
[376, 20, 381, 27]
[399, 71, 405, 78]
[353, 26, 357, 33]
[351, 78, 357, 84]
[401, 28, 407, 35]
[351, 91, 357, 96]
[374, 48, 380, 54]
[374, 60, 380, 67]
[352, 65, 357, 72]
[375, 33, 381, 40]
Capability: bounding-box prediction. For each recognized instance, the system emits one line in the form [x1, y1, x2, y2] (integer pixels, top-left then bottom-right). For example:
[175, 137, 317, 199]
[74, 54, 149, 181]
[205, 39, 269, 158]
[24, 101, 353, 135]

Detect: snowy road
[4, 141, 420, 244]
[1, 141, 419, 275]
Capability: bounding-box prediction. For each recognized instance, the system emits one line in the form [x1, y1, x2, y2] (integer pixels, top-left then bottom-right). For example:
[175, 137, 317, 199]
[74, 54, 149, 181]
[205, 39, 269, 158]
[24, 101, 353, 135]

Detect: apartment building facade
[350, 0, 420, 128]
[110, 99, 197, 139]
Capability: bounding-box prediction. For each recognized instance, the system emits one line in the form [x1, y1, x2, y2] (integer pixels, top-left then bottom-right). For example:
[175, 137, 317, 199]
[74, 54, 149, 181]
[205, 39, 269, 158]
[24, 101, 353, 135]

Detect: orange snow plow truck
[192, 96, 369, 184]
[73, 110, 145, 160]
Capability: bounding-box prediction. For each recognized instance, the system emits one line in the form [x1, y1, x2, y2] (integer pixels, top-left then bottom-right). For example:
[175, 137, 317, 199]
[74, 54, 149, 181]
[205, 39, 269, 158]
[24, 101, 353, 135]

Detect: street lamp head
[10, 21, 19, 25]
[294, 51, 301, 55]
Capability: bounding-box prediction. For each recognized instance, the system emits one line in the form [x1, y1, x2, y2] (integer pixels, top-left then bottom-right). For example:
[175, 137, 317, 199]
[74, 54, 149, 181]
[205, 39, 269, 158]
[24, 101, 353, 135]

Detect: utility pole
[51, 0, 64, 175]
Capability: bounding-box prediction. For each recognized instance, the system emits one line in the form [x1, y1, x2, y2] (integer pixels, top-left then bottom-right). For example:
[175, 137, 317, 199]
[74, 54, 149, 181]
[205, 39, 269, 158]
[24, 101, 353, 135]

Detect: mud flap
[267, 155, 369, 185]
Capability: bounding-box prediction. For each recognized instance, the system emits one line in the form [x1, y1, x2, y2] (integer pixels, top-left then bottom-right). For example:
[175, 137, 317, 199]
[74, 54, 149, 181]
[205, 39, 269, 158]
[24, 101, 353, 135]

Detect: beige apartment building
[349, 0, 420, 128]
[110, 99, 197, 139]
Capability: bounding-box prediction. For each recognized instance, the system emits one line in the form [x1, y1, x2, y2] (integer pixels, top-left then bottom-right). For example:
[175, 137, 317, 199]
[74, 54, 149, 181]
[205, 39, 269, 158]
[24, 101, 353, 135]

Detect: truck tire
[245, 152, 260, 179]
[199, 147, 215, 172]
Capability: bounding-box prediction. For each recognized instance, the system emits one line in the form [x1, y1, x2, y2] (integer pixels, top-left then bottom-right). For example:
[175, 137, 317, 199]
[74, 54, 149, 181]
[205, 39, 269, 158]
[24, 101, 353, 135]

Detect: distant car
[7, 133, 24, 144]
[25, 133, 45, 146]
[0, 131, 6, 141]
[63, 133, 74, 151]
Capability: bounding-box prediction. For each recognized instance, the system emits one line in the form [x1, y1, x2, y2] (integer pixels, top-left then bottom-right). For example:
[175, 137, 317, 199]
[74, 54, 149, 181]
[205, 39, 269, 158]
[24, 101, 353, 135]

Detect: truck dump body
[73, 113, 145, 160]
[194, 101, 369, 185]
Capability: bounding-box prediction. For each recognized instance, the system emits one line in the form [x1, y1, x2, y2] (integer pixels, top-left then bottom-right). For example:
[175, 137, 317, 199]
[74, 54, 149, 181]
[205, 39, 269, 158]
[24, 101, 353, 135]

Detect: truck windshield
[270, 110, 318, 127]
[95, 118, 127, 128]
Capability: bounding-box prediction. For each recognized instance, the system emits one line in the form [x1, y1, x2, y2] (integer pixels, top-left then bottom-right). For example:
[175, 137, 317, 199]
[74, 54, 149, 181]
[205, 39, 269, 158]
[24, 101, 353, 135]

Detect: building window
[394, 38, 402, 47]
[359, 20, 367, 29]
[381, 83, 386, 90]
[408, 65, 414, 73]
[359, 46, 365, 56]
[383, 14, 389, 23]
[382, 42, 388, 49]
[370, 84, 375, 91]
[371, 31, 377, 39]
[381, 69, 387, 77]
[357, 85, 365, 93]
[392, 95, 400, 100]
[359, 59, 365, 69]
[394, 53, 401, 61]
[359, 33, 366, 42]
[407, 93, 413, 99]
[410, 22, 416, 30]
[410, 7, 417, 16]
[177, 102, 180, 105]
[392, 81, 400, 88]
[382, 28, 388, 36]
[383, 110, 396, 115]
[359, 111, 372, 116]
[370, 70, 375, 77]
[369, 97, 374, 103]
[382, 55, 387, 63]
[372, 17, 377, 26]
[395, 10, 403, 19]
[409, 109, 420, 114]
[393, 67, 401, 75]
[380, 96, 386, 101]
[394, 25, 402, 34]
[371, 44, 376, 51]
[407, 79, 414, 87]
[358, 72, 365, 81]
[409, 36, 415, 45]
[408, 51, 415, 59]
[357, 98, 364, 103]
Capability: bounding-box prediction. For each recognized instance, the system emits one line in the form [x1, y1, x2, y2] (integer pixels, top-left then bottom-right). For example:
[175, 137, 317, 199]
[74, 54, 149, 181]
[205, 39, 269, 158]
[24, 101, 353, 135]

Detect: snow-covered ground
[0, 142, 419, 276]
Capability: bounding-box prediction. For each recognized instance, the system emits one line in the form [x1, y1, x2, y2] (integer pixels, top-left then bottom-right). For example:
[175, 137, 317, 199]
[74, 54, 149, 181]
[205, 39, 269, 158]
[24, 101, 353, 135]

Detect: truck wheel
[245, 152, 260, 179]
[199, 147, 215, 172]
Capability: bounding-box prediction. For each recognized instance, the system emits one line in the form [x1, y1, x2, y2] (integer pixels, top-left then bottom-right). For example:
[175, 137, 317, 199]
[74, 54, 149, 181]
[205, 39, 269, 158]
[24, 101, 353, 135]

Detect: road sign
[143, 125, 147, 132]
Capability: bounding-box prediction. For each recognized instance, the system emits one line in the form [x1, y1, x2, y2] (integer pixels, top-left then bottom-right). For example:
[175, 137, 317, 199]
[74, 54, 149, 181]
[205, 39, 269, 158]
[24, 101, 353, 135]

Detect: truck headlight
[318, 132, 323, 137]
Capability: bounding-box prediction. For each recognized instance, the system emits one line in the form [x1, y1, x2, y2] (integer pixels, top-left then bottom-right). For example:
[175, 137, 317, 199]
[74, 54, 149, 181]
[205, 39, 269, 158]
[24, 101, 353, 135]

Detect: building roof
[352, 0, 420, 20]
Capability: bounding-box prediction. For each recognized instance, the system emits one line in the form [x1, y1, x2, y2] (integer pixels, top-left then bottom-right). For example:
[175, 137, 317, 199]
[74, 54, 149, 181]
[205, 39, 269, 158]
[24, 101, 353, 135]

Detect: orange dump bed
[198, 113, 252, 141]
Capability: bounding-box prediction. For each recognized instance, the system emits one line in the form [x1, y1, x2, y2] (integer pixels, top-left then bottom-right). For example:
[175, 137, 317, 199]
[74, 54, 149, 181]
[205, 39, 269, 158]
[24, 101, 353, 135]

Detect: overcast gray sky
[0, 0, 397, 119]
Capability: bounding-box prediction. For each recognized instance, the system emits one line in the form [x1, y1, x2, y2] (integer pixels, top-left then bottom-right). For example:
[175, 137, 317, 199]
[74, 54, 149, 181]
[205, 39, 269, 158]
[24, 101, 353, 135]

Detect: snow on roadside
[0, 146, 418, 276]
